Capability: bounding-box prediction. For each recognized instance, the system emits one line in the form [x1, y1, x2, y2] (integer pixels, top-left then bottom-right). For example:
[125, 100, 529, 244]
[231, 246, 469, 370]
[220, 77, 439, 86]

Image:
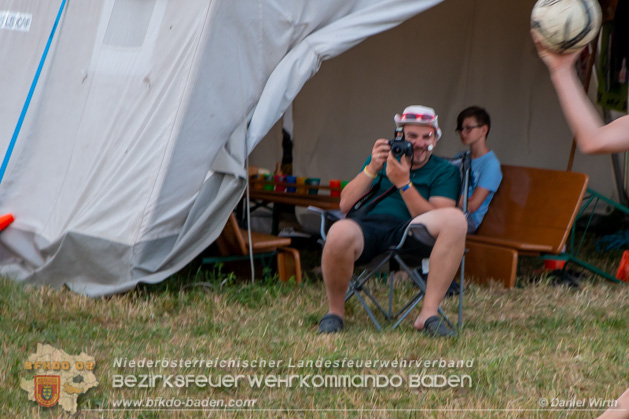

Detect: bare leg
[321, 219, 364, 318]
[598, 387, 629, 419]
[411, 207, 467, 330]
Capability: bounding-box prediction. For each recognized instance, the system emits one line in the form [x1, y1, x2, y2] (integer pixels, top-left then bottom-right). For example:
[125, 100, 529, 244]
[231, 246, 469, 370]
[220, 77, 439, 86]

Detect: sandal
[422, 315, 457, 338]
[318, 313, 343, 333]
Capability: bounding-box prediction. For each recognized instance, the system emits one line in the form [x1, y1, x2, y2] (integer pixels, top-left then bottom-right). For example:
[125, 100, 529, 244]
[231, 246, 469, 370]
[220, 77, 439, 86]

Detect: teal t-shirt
[361, 156, 461, 220]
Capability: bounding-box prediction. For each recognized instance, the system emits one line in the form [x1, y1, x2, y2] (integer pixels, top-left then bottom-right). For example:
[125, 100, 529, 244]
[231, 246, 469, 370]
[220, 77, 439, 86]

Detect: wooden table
[249, 190, 340, 210]
[247, 185, 341, 234]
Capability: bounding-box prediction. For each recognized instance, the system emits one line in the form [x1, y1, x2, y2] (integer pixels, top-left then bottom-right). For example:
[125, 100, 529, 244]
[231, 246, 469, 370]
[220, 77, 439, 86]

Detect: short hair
[456, 106, 491, 137]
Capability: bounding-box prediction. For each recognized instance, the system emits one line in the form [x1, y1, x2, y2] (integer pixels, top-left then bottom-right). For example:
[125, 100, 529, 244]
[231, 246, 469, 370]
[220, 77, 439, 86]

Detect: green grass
[2, 251, 628, 418]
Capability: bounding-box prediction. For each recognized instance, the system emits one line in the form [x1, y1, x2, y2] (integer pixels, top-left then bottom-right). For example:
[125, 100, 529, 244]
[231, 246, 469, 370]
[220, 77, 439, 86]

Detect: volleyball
[530, 0, 602, 54]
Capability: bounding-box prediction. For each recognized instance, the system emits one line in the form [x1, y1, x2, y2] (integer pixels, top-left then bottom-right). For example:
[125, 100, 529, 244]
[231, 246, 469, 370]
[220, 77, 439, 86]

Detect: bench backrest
[473, 165, 589, 254]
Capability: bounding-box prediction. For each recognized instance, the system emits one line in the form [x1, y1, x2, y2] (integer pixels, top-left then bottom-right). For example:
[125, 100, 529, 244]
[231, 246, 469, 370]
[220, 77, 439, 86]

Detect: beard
[411, 147, 432, 168]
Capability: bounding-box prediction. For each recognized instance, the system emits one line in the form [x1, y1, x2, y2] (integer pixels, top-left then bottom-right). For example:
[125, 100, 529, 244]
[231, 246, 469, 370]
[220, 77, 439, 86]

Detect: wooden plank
[212, 214, 302, 284]
[465, 241, 518, 289]
[472, 165, 588, 254]
[277, 247, 302, 283]
[466, 165, 588, 287]
[249, 190, 340, 210]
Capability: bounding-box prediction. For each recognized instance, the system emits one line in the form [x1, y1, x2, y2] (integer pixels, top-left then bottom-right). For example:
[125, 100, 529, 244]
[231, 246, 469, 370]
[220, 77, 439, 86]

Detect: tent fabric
[0, 0, 443, 296]
[250, 0, 616, 202]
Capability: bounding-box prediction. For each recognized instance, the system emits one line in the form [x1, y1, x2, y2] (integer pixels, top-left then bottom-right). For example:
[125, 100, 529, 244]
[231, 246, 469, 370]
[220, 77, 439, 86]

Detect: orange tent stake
[0, 213, 14, 231]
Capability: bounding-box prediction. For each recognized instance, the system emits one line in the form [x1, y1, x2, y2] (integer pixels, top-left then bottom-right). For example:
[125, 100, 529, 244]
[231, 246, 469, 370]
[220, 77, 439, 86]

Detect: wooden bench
[204, 213, 302, 283]
[465, 165, 589, 288]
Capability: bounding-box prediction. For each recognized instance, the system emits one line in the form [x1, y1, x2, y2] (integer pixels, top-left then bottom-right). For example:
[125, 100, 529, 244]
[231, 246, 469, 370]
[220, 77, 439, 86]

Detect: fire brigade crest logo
[34, 375, 61, 407]
[21, 344, 98, 414]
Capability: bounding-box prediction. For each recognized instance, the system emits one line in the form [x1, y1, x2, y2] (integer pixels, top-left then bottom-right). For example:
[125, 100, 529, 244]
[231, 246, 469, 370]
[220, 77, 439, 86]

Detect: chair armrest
[307, 206, 345, 242]
[394, 223, 438, 249]
[466, 234, 554, 253]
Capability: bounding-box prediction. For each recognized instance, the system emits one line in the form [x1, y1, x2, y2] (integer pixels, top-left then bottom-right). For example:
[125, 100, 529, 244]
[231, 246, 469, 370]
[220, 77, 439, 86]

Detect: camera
[388, 127, 413, 159]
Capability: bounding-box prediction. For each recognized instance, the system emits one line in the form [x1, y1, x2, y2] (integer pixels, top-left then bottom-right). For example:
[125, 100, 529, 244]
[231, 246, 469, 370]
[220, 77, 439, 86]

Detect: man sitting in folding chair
[318, 105, 467, 337]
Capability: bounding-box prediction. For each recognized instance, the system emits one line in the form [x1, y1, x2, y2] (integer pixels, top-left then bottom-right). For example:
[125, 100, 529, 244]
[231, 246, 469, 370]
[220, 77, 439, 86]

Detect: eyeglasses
[456, 125, 482, 133]
[399, 113, 437, 123]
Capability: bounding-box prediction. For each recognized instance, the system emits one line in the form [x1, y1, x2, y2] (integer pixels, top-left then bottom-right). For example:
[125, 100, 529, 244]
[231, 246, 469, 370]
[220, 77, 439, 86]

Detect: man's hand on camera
[386, 153, 410, 188]
[368, 139, 390, 174]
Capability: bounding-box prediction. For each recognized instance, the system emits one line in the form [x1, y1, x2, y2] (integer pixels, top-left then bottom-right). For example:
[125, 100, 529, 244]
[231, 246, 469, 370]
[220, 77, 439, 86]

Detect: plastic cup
[263, 174, 274, 191]
[341, 180, 349, 189]
[329, 179, 341, 197]
[286, 176, 297, 192]
[275, 175, 287, 192]
[296, 177, 307, 194]
[306, 178, 320, 195]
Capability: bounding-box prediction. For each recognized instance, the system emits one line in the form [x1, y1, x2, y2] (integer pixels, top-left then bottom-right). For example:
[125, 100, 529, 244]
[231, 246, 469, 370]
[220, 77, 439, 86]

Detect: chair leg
[465, 241, 518, 288]
[347, 269, 390, 319]
[277, 247, 302, 283]
[353, 291, 383, 331]
[392, 266, 454, 330]
[392, 292, 424, 330]
[458, 254, 465, 329]
[344, 252, 460, 331]
[388, 271, 394, 319]
[344, 256, 394, 328]
[393, 254, 456, 331]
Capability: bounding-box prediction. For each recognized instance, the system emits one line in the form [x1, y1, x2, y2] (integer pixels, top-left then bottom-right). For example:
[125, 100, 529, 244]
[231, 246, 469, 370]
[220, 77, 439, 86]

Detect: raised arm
[532, 32, 629, 154]
[338, 139, 390, 213]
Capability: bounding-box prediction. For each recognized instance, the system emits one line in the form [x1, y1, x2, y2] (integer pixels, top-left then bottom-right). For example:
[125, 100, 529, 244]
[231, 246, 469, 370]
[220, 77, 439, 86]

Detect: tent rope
[0, 0, 68, 184]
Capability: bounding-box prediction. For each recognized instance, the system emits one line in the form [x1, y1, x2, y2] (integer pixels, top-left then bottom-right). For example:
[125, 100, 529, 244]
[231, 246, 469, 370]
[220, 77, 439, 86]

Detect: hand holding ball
[531, 0, 602, 54]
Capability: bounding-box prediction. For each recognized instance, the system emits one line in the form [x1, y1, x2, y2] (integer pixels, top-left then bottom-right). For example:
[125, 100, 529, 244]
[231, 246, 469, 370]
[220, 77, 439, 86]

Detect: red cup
[275, 175, 287, 192]
[329, 179, 341, 197]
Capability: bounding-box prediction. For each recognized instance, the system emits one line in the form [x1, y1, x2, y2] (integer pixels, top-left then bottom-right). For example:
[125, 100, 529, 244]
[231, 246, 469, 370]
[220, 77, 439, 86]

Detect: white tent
[251, 0, 617, 200]
[0, 0, 445, 296]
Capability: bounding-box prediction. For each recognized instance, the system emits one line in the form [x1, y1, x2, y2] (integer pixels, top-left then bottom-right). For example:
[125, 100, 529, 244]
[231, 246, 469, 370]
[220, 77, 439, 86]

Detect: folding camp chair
[311, 152, 471, 331]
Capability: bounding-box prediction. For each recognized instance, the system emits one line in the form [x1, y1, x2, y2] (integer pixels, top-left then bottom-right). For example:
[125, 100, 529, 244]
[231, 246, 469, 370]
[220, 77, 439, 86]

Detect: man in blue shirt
[456, 106, 502, 233]
[318, 105, 467, 337]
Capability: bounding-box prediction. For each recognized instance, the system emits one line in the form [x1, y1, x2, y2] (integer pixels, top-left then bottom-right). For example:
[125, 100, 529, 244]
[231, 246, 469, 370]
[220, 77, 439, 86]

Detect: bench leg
[277, 247, 302, 283]
[465, 242, 518, 288]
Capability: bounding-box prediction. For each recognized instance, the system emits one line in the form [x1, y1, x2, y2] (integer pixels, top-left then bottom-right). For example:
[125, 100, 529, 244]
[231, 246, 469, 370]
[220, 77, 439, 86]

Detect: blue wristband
[399, 181, 413, 192]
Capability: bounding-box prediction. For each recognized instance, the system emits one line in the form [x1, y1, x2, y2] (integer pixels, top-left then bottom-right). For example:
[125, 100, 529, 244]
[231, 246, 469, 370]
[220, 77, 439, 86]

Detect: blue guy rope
[0, 0, 68, 184]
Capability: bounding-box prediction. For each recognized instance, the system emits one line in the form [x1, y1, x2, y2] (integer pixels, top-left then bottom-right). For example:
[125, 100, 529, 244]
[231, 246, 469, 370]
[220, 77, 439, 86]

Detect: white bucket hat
[394, 105, 442, 140]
